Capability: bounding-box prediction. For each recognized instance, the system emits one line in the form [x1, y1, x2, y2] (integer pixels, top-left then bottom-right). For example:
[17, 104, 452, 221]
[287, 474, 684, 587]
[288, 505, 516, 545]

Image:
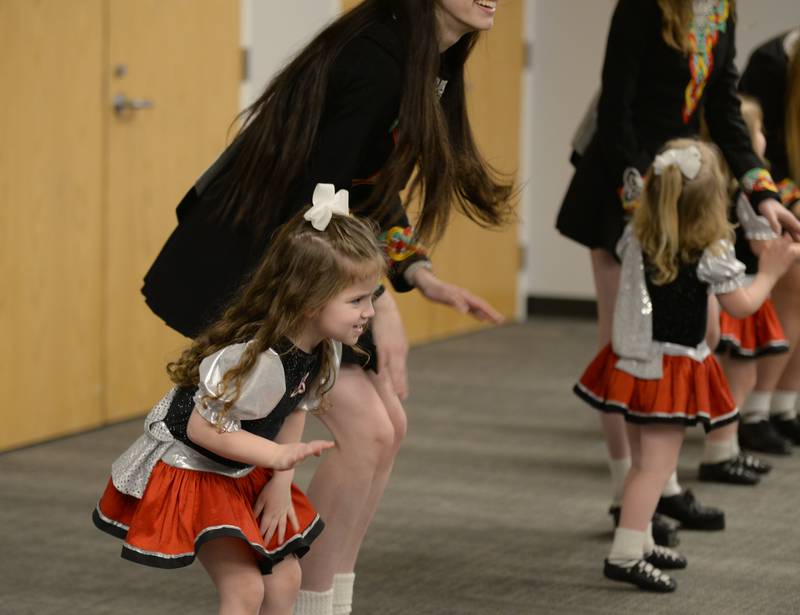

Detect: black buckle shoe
[603, 559, 677, 592]
[656, 490, 725, 530]
[735, 452, 771, 474]
[645, 545, 688, 570]
[770, 416, 800, 445]
[698, 457, 760, 485]
[739, 420, 792, 455]
[609, 506, 679, 547]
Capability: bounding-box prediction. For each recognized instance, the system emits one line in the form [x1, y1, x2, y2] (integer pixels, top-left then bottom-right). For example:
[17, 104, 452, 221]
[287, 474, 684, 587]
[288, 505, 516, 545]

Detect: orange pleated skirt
[574, 344, 738, 432]
[717, 298, 788, 359]
[93, 462, 322, 574]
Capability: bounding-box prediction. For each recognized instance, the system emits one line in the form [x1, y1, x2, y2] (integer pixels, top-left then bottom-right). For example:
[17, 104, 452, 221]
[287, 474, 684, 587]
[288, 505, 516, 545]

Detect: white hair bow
[303, 183, 349, 231]
[652, 145, 702, 180]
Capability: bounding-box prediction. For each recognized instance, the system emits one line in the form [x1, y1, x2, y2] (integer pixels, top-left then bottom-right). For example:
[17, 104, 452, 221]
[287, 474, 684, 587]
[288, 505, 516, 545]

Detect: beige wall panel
[0, 1, 105, 450]
[105, 1, 240, 420]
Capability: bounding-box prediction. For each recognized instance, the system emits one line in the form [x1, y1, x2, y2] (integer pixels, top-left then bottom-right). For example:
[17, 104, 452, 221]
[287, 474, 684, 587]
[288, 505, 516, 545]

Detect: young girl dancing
[705, 96, 786, 485]
[93, 192, 383, 615]
[574, 140, 800, 592]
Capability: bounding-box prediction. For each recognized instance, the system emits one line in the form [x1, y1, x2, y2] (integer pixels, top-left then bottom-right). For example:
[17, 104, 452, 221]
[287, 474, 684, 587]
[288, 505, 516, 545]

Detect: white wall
[241, 0, 339, 108]
[524, 0, 800, 301]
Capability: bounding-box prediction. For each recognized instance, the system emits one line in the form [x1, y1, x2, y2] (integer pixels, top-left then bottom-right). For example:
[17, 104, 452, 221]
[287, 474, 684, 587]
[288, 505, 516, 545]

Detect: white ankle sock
[333, 573, 355, 615]
[294, 589, 333, 615]
[702, 436, 738, 463]
[607, 457, 631, 505]
[741, 391, 772, 424]
[770, 390, 798, 420]
[608, 527, 646, 567]
[661, 471, 681, 497]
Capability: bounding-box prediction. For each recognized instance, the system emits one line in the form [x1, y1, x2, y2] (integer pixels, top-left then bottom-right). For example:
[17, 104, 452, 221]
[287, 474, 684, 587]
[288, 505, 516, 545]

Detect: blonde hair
[787, 39, 800, 183]
[657, 0, 736, 54]
[634, 139, 734, 284]
[167, 211, 386, 426]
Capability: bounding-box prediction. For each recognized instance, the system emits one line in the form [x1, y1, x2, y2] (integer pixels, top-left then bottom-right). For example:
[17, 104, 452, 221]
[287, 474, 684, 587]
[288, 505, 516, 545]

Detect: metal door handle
[112, 93, 155, 115]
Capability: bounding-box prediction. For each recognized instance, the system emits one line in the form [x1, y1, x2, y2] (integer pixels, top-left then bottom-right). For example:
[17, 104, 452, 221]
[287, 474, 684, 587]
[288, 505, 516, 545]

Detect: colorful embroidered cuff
[741, 168, 780, 210]
[778, 178, 800, 207]
[379, 225, 428, 262]
[618, 167, 643, 213]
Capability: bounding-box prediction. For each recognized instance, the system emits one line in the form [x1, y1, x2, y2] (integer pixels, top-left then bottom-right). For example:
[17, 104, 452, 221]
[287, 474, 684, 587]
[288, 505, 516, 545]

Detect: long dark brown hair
[219, 0, 513, 244]
[787, 37, 800, 184]
[167, 211, 385, 424]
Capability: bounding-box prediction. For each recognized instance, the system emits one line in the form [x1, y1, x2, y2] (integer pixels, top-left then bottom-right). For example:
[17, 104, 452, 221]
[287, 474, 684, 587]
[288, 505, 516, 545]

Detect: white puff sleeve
[193, 342, 287, 432]
[697, 240, 746, 295]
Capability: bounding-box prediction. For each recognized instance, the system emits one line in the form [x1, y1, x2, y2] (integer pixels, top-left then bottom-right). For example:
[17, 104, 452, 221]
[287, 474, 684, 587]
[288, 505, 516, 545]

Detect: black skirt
[555, 139, 626, 256]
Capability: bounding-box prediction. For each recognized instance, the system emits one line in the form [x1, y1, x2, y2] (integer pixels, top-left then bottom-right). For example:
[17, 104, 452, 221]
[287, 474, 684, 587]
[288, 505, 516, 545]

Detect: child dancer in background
[705, 96, 786, 485]
[574, 140, 800, 592]
[93, 194, 382, 615]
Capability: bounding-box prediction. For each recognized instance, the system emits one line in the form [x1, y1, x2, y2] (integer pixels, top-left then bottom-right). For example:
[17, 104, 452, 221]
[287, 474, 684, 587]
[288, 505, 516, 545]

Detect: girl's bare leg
[197, 537, 266, 615]
[300, 366, 403, 591]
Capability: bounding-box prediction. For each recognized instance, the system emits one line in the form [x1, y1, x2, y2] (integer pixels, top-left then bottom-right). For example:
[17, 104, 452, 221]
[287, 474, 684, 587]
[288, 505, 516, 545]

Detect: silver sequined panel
[111, 388, 178, 498]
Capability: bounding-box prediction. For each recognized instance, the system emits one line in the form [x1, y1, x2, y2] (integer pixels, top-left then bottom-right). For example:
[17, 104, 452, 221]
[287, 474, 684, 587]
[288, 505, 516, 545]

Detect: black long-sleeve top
[142, 18, 431, 338]
[739, 30, 800, 207]
[597, 0, 778, 203]
[557, 0, 780, 254]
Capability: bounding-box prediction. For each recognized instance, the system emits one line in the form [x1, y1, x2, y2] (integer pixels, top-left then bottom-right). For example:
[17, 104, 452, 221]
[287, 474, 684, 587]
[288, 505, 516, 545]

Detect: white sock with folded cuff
[333, 573, 355, 615]
[608, 527, 646, 567]
[741, 391, 772, 424]
[293, 589, 334, 615]
[770, 390, 798, 420]
[702, 436, 738, 464]
[661, 471, 681, 497]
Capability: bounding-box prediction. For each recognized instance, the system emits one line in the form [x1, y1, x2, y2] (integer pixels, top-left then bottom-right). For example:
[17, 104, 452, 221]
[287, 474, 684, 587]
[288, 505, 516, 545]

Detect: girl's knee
[263, 557, 301, 608]
[220, 574, 265, 613]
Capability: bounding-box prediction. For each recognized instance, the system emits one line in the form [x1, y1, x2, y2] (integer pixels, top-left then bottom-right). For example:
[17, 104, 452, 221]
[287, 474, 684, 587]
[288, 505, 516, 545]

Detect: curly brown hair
[167, 211, 385, 425]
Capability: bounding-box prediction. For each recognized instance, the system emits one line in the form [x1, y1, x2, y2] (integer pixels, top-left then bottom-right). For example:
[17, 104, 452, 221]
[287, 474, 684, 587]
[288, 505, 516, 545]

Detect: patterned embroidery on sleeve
[741, 168, 778, 194]
[682, 0, 729, 124]
[778, 178, 800, 206]
[379, 226, 427, 262]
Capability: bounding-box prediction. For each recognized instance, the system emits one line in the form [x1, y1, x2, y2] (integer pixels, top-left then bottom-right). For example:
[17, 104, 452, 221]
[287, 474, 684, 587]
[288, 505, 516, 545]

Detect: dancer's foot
[603, 559, 677, 592]
[656, 490, 725, 530]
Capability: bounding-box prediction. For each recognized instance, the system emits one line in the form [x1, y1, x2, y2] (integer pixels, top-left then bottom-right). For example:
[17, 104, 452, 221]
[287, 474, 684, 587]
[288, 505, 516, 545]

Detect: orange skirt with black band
[717, 299, 789, 359]
[574, 344, 738, 432]
[92, 462, 323, 575]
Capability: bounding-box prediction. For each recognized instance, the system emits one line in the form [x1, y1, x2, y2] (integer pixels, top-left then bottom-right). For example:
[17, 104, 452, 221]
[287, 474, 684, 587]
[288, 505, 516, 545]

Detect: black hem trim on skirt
[93, 506, 324, 575]
[573, 384, 739, 433]
[715, 338, 790, 360]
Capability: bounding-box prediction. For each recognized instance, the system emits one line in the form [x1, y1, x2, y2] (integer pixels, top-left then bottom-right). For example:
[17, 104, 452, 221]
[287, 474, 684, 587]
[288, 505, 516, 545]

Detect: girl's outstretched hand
[253, 474, 299, 545]
[272, 440, 334, 471]
[760, 198, 800, 241]
[412, 268, 505, 323]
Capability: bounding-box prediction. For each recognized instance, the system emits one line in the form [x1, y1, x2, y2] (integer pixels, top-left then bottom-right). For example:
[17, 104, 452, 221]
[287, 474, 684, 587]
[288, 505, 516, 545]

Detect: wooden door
[341, 0, 523, 344]
[0, 1, 105, 450]
[104, 1, 241, 421]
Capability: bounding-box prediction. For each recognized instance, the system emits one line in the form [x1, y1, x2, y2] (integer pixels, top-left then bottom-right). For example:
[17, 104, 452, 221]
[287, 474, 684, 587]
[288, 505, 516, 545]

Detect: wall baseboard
[527, 296, 597, 319]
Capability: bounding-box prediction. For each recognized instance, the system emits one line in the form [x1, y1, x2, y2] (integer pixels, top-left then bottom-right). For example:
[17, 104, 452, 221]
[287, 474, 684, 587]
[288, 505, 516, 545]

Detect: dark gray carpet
[2, 319, 799, 614]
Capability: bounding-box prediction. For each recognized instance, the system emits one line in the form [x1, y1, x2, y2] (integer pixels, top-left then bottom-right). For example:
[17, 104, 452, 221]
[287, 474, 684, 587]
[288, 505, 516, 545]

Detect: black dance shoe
[656, 490, 725, 530]
[739, 420, 792, 455]
[735, 452, 772, 474]
[645, 545, 688, 570]
[603, 559, 677, 592]
[770, 416, 800, 445]
[609, 506, 679, 547]
[698, 457, 760, 485]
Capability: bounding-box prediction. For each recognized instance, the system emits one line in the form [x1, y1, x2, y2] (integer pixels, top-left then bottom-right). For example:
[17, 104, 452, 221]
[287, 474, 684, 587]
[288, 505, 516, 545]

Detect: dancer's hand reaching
[760, 198, 800, 241]
[412, 268, 505, 323]
[254, 473, 299, 544]
[272, 440, 334, 471]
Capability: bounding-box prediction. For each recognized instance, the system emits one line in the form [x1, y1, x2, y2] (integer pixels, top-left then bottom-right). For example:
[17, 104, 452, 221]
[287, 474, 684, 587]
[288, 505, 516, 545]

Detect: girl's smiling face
[309, 276, 379, 347]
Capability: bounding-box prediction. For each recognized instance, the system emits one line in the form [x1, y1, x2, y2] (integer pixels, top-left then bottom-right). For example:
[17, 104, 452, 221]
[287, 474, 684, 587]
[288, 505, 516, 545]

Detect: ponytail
[635, 164, 684, 284]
